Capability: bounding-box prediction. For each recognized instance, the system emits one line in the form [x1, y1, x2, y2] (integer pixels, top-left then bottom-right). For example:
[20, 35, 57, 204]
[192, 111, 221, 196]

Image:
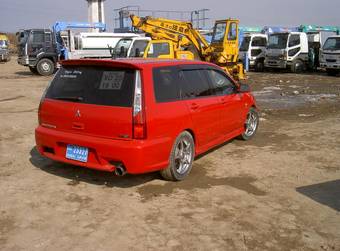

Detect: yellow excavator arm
[130, 15, 244, 80]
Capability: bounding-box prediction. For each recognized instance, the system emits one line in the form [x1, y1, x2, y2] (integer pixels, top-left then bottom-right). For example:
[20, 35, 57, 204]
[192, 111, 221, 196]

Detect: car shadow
[296, 180, 340, 212]
[29, 147, 161, 188]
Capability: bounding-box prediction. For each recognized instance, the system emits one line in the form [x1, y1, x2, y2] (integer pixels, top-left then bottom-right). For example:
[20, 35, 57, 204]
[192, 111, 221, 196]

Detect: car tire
[291, 60, 304, 73]
[326, 69, 338, 76]
[238, 107, 259, 141]
[37, 58, 55, 76]
[254, 60, 264, 72]
[160, 131, 195, 181]
[29, 66, 38, 74]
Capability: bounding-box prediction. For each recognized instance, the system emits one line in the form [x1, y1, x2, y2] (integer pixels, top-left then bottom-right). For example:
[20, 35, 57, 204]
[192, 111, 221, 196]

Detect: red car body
[35, 59, 257, 175]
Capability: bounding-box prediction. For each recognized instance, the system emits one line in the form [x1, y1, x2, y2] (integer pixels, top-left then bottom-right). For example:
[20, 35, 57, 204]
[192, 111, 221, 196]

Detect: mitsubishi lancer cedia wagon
[35, 59, 259, 181]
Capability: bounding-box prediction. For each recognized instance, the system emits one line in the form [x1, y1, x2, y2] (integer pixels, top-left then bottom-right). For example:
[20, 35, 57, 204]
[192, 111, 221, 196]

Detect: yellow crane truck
[130, 15, 244, 80]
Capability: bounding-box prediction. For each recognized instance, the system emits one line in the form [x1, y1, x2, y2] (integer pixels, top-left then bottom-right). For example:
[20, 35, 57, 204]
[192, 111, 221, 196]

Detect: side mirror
[238, 83, 251, 93]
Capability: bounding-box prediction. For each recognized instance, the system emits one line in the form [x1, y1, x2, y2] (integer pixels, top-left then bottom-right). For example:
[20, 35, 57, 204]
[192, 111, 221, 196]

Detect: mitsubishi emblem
[75, 109, 81, 118]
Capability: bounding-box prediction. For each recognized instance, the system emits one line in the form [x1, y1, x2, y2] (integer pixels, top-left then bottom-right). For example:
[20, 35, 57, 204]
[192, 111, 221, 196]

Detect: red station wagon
[35, 59, 259, 181]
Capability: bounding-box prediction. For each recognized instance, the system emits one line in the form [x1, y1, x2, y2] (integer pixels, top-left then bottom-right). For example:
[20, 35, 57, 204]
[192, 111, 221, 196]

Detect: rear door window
[46, 66, 135, 107]
[180, 69, 213, 99]
[153, 66, 180, 102]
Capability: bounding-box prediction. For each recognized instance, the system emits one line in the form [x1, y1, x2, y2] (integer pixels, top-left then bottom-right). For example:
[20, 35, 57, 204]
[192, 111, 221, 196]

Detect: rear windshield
[45, 66, 135, 107]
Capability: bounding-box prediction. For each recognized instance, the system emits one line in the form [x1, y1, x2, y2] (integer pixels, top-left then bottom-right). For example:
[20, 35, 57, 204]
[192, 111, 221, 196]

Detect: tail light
[38, 76, 54, 125]
[132, 70, 146, 139]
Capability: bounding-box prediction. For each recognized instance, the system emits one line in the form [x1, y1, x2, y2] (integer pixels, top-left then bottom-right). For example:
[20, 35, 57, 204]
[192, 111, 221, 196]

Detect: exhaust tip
[114, 165, 126, 176]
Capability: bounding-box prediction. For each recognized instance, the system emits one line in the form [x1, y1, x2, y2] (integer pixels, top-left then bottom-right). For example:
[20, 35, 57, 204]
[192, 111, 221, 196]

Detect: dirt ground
[0, 58, 339, 251]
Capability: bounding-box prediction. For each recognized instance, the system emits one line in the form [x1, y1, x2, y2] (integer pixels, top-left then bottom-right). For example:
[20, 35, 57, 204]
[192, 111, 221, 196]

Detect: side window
[228, 22, 237, 40]
[206, 70, 235, 95]
[180, 69, 212, 99]
[153, 66, 180, 102]
[32, 31, 45, 43]
[130, 40, 149, 57]
[45, 33, 51, 43]
[288, 35, 300, 47]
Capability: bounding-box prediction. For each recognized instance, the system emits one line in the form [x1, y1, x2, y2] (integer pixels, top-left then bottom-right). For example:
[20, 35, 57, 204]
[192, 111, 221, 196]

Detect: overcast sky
[1, 0, 340, 32]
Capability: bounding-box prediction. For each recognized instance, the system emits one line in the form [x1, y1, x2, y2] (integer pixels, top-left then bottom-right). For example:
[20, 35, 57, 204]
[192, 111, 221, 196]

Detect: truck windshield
[240, 37, 251, 51]
[268, 33, 288, 49]
[211, 23, 226, 43]
[323, 37, 340, 50]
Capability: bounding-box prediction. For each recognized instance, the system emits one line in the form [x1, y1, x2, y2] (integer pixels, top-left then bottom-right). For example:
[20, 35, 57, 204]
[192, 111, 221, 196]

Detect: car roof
[61, 59, 218, 70]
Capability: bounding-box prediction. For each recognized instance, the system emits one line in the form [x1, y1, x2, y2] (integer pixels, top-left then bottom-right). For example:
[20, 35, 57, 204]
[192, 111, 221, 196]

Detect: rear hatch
[40, 65, 136, 140]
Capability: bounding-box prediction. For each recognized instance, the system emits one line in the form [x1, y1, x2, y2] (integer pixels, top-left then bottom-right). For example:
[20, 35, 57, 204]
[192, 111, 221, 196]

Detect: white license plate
[66, 145, 88, 163]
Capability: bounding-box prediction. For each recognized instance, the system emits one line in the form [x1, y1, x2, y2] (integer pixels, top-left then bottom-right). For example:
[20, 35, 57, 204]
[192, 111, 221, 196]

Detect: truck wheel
[29, 66, 38, 74]
[291, 60, 304, 73]
[254, 60, 264, 72]
[160, 131, 195, 181]
[37, 58, 55, 76]
[326, 69, 339, 76]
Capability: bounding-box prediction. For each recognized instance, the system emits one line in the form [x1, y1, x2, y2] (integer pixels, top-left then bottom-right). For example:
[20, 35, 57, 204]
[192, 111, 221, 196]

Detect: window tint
[206, 70, 235, 95]
[46, 66, 135, 107]
[153, 67, 180, 102]
[251, 37, 267, 46]
[289, 35, 300, 47]
[32, 31, 45, 43]
[228, 23, 237, 40]
[180, 70, 212, 98]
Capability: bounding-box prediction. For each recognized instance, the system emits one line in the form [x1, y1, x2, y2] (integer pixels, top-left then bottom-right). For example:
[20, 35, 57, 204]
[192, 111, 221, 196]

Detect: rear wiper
[54, 96, 83, 102]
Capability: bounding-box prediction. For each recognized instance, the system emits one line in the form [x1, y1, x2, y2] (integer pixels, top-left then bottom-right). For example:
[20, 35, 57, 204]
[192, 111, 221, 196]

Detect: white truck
[319, 35, 340, 76]
[265, 32, 310, 73]
[265, 27, 337, 73]
[68, 32, 140, 59]
[111, 37, 151, 58]
[239, 33, 267, 71]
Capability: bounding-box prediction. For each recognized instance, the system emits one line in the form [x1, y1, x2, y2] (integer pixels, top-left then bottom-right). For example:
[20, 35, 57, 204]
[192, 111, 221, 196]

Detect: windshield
[323, 37, 340, 50]
[240, 37, 251, 51]
[268, 33, 289, 49]
[113, 39, 132, 58]
[211, 23, 226, 43]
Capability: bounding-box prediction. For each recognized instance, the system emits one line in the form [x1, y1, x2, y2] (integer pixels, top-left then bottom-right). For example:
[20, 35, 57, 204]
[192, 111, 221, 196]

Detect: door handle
[72, 122, 84, 130]
[190, 103, 199, 110]
[221, 98, 227, 104]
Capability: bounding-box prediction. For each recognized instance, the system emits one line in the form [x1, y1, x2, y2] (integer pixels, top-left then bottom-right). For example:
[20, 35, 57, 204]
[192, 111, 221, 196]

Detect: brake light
[133, 70, 146, 139]
[38, 76, 54, 125]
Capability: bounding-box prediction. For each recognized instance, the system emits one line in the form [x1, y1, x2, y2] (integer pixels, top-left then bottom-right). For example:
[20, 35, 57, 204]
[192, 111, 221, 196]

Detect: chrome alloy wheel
[174, 138, 193, 175]
[244, 110, 258, 137]
[41, 62, 51, 72]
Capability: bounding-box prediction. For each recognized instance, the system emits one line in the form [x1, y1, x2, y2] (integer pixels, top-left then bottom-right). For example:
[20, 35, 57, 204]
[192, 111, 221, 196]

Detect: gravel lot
[0, 58, 339, 250]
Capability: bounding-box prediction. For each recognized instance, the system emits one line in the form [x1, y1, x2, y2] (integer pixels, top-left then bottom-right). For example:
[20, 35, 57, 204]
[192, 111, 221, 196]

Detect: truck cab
[265, 32, 309, 73]
[112, 37, 151, 58]
[17, 29, 57, 75]
[320, 35, 340, 76]
[0, 33, 11, 62]
[239, 33, 267, 71]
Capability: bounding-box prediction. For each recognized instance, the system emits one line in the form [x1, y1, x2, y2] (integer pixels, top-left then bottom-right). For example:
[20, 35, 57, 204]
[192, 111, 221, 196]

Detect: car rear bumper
[35, 126, 171, 174]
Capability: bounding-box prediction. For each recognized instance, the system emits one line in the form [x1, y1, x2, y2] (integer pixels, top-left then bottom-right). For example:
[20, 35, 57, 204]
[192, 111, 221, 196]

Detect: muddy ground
[0, 58, 339, 251]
